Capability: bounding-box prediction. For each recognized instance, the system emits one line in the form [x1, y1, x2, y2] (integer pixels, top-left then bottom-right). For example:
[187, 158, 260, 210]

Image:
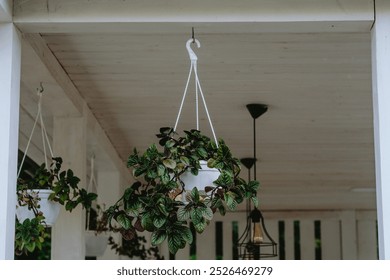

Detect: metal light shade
[237, 208, 277, 259]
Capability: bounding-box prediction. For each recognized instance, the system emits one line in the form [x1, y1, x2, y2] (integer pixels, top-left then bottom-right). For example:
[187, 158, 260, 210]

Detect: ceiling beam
[0, 0, 12, 22]
[23, 34, 84, 114]
[23, 33, 131, 182]
[13, 0, 374, 33]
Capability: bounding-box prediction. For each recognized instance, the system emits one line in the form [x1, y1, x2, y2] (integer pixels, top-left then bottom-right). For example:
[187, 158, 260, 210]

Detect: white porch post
[96, 170, 122, 260]
[0, 23, 21, 260]
[51, 116, 87, 259]
[371, 0, 390, 260]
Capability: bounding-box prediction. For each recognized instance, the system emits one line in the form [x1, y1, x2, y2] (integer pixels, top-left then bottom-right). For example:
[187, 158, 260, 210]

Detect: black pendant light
[237, 103, 277, 260]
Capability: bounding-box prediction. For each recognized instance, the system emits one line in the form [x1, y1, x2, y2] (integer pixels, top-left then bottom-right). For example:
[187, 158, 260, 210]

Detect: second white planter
[85, 231, 109, 257]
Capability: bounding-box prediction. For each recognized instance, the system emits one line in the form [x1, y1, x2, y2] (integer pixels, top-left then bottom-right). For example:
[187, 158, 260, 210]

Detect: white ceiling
[17, 30, 375, 211]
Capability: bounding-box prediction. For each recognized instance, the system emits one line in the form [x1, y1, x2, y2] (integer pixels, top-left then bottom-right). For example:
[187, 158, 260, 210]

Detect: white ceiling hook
[186, 38, 201, 62]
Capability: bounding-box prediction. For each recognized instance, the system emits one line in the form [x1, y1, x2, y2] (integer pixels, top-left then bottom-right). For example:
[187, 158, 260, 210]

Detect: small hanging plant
[17, 157, 98, 214]
[106, 127, 259, 254]
[15, 157, 98, 255]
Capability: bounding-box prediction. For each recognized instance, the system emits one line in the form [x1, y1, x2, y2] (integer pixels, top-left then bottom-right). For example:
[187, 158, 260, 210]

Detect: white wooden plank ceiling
[15, 0, 376, 212]
[20, 30, 372, 211]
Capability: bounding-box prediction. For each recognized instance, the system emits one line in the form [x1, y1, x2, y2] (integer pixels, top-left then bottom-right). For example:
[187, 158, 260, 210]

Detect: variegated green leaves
[106, 128, 260, 254]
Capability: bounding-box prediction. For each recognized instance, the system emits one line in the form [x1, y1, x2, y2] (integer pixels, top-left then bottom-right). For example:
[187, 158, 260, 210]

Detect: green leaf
[159, 137, 169, 146]
[123, 187, 134, 200]
[207, 158, 216, 168]
[190, 167, 199, 176]
[197, 147, 208, 158]
[160, 127, 173, 135]
[180, 226, 193, 244]
[116, 213, 132, 230]
[157, 164, 166, 176]
[127, 154, 139, 167]
[201, 207, 214, 220]
[165, 139, 176, 148]
[224, 191, 238, 210]
[125, 203, 141, 216]
[168, 234, 185, 255]
[251, 196, 259, 208]
[180, 156, 190, 165]
[211, 196, 223, 208]
[190, 187, 200, 202]
[218, 205, 226, 216]
[25, 242, 36, 252]
[177, 207, 191, 221]
[151, 230, 167, 246]
[190, 208, 203, 224]
[163, 159, 176, 170]
[134, 166, 147, 177]
[141, 212, 155, 231]
[193, 220, 207, 233]
[160, 172, 169, 185]
[153, 216, 166, 228]
[247, 180, 260, 192]
[215, 171, 233, 186]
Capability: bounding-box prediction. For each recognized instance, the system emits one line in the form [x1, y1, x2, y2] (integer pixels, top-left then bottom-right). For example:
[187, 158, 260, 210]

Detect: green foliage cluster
[106, 128, 259, 254]
[15, 157, 98, 256]
[108, 235, 163, 260]
[15, 216, 48, 256]
[17, 157, 97, 212]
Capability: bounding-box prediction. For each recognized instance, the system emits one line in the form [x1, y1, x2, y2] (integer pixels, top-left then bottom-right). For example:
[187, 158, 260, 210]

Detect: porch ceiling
[27, 29, 374, 211]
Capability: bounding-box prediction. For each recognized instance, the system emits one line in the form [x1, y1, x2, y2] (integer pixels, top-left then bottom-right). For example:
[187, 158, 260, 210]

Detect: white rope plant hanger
[18, 84, 54, 178]
[86, 154, 100, 230]
[173, 37, 219, 147]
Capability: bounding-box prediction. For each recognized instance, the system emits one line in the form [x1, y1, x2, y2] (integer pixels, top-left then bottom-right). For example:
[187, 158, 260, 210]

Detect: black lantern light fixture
[237, 103, 277, 260]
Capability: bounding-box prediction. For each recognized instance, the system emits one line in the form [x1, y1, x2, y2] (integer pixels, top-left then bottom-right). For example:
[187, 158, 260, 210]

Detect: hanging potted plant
[16, 157, 98, 226]
[15, 85, 98, 256]
[15, 157, 98, 256]
[16, 86, 97, 226]
[106, 37, 260, 254]
[84, 156, 111, 257]
[106, 127, 259, 254]
[85, 204, 111, 257]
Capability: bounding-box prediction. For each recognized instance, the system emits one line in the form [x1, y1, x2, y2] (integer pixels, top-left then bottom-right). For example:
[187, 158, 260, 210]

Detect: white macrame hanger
[87, 154, 98, 195]
[18, 83, 54, 178]
[86, 154, 99, 229]
[173, 34, 219, 147]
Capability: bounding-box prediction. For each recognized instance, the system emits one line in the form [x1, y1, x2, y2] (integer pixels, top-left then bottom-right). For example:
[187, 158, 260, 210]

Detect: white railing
[159, 210, 378, 260]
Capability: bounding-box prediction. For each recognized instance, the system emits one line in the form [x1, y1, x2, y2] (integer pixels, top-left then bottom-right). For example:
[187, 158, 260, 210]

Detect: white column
[0, 23, 21, 260]
[371, 0, 390, 260]
[96, 170, 121, 260]
[51, 116, 87, 259]
[340, 210, 357, 259]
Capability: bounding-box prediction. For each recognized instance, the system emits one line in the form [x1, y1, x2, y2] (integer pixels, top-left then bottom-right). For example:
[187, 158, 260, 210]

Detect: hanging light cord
[173, 38, 218, 147]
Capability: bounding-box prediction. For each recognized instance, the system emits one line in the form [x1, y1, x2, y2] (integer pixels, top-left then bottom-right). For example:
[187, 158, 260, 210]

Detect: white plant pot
[16, 189, 61, 227]
[85, 231, 109, 257]
[181, 160, 220, 194]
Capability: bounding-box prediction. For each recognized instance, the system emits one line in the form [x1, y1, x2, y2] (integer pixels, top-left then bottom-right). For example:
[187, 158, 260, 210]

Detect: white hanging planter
[181, 160, 220, 192]
[16, 189, 61, 227]
[85, 231, 109, 257]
